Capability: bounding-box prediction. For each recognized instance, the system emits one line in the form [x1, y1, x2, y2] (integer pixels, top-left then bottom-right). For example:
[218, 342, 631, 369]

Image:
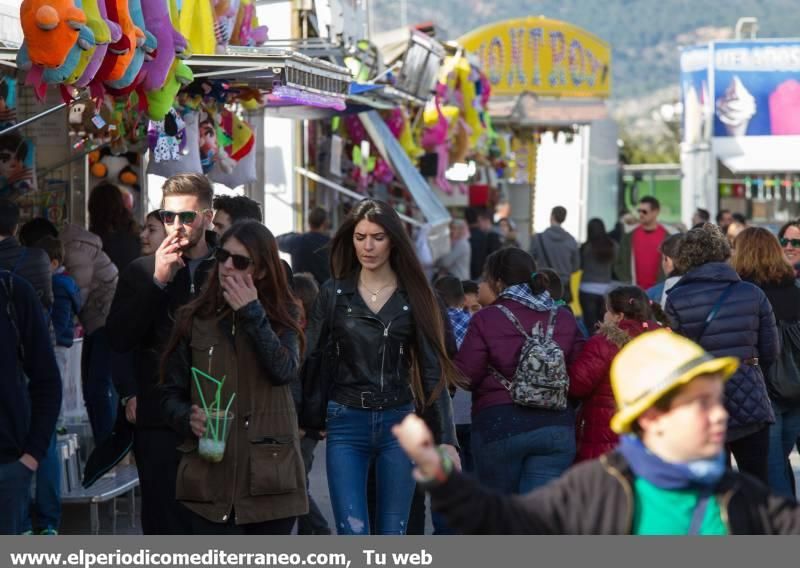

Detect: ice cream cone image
[716, 76, 756, 137]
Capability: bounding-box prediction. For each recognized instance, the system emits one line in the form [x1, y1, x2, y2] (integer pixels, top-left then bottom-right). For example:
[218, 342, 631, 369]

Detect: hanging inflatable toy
[141, 0, 189, 91]
[74, 0, 121, 87]
[145, 59, 193, 120]
[20, 0, 86, 69]
[178, 0, 215, 55]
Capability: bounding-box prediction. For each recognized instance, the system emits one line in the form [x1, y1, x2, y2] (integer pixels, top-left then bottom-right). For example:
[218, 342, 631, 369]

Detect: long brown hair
[161, 221, 304, 381]
[732, 226, 796, 287]
[329, 199, 463, 403]
[88, 183, 138, 237]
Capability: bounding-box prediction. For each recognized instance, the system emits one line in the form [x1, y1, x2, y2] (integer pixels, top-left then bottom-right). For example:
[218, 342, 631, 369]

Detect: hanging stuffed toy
[218, 109, 254, 161]
[141, 0, 189, 92]
[178, 0, 215, 55]
[231, 0, 267, 47]
[20, 0, 86, 69]
[64, 0, 111, 85]
[147, 107, 185, 162]
[213, 0, 239, 53]
[68, 99, 109, 140]
[197, 106, 236, 174]
[148, 110, 202, 177]
[40, 11, 96, 85]
[145, 59, 193, 120]
[105, 0, 157, 91]
[421, 98, 454, 195]
[74, 0, 121, 88]
[95, 0, 144, 83]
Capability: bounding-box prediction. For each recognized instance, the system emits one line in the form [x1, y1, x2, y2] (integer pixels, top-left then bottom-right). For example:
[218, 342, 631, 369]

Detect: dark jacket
[0, 272, 61, 464]
[665, 262, 778, 429]
[757, 278, 800, 324]
[468, 227, 502, 280]
[305, 278, 457, 447]
[455, 299, 585, 416]
[52, 271, 82, 347]
[99, 230, 141, 273]
[530, 225, 580, 285]
[568, 319, 659, 461]
[0, 237, 53, 310]
[161, 299, 307, 525]
[277, 231, 330, 286]
[430, 451, 800, 534]
[106, 232, 217, 429]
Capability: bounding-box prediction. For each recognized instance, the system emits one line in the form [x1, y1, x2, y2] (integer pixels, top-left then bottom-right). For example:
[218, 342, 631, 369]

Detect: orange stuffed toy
[20, 0, 86, 69]
[95, 0, 143, 82]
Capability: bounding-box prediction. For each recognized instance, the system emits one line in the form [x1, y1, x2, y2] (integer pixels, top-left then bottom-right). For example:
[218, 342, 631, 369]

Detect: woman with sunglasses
[303, 199, 459, 535]
[160, 221, 307, 534]
[778, 220, 800, 278]
[732, 227, 800, 498]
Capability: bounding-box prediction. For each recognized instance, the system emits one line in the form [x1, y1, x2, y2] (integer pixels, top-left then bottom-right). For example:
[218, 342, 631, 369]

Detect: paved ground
[57, 443, 800, 535]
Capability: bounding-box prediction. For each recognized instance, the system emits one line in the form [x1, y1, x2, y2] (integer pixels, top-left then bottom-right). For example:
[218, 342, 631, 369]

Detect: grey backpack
[488, 305, 569, 411]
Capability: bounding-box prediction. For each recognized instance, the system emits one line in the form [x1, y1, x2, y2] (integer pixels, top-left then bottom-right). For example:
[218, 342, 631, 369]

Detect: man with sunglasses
[106, 173, 217, 535]
[613, 196, 673, 290]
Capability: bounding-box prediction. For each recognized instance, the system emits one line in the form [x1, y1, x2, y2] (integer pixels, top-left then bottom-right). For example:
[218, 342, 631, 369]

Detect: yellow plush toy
[179, 0, 216, 55]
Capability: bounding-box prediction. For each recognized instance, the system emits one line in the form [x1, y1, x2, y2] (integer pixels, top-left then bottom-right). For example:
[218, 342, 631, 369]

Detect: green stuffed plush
[145, 59, 193, 120]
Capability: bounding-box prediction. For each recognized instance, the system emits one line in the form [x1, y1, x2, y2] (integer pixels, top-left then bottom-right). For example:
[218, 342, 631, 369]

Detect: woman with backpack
[302, 199, 459, 534]
[455, 248, 585, 494]
[665, 224, 778, 484]
[732, 227, 800, 498]
[568, 286, 663, 462]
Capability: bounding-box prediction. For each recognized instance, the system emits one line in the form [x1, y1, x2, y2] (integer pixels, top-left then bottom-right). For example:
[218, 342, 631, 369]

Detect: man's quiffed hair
[308, 207, 327, 230]
[434, 276, 465, 308]
[32, 235, 64, 264]
[212, 195, 262, 223]
[162, 173, 214, 209]
[0, 198, 19, 236]
[551, 206, 567, 224]
[639, 196, 661, 211]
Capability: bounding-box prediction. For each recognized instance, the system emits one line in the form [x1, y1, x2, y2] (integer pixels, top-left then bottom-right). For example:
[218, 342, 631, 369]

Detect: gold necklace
[360, 278, 395, 303]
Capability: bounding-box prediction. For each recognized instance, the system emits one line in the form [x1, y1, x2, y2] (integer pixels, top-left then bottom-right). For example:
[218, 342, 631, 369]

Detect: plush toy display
[141, 0, 188, 91]
[74, 0, 121, 87]
[421, 98, 452, 195]
[104, 0, 151, 92]
[147, 110, 202, 177]
[218, 108, 254, 161]
[213, 0, 239, 52]
[41, 16, 96, 85]
[20, 0, 87, 69]
[68, 98, 109, 139]
[65, 0, 112, 85]
[145, 59, 193, 120]
[90, 146, 140, 189]
[95, 0, 144, 83]
[178, 0, 215, 55]
[231, 0, 267, 47]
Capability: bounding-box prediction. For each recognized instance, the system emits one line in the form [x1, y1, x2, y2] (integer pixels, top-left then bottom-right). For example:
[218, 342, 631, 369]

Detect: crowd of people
[4, 172, 800, 535]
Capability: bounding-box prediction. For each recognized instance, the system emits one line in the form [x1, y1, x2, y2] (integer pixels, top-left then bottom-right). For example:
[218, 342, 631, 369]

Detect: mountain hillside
[373, 0, 798, 100]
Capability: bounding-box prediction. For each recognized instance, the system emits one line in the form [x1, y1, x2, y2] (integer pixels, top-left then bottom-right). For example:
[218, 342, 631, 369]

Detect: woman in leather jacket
[304, 199, 459, 535]
[160, 221, 307, 534]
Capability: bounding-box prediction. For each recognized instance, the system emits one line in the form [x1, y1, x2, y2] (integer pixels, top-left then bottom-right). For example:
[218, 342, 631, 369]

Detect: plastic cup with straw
[192, 367, 236, 463]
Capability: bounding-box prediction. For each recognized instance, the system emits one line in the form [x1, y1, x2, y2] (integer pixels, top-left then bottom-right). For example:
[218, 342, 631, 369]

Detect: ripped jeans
[325, 400, 415, 535]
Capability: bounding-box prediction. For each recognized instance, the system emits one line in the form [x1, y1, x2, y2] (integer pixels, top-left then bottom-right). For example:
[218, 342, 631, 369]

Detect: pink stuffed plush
[421, 99, 452, 195]
[141, 0, 188, 91]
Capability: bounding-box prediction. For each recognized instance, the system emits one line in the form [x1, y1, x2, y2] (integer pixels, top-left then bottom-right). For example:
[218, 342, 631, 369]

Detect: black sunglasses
[637, 208, 650, 215]
[215, 248, 254, 270]
[780, 238, 800, 248]
[159, 209, 206, 225]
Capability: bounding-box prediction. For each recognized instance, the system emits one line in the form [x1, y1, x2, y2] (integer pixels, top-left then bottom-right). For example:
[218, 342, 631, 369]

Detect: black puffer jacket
[665, 262, 778, 428]
[305, 277, 457, 446]
[106, 232, 218, 429]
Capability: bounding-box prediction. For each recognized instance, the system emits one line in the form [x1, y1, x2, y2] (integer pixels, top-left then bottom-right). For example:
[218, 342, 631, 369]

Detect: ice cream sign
[458, 17, 611, 98]
[712, 41, 800, 137]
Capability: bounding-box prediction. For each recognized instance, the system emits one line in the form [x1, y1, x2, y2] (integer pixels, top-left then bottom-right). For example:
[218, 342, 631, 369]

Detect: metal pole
[0, 102, 68, 137]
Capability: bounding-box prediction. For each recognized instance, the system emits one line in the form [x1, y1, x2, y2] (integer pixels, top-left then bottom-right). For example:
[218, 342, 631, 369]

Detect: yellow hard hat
[609, 329, 739, 434]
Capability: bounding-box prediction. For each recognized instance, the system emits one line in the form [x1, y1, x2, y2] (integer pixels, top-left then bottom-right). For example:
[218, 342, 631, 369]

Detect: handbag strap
[695, 283, 735, 342]
[493, 304, 531, 339]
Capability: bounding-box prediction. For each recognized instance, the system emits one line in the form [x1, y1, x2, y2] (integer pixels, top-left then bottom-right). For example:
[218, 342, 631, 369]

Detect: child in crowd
[435, 276, 471, 349]
[291, 272, 332, 536]
[647, 233, 685, 305]
[461, 280, 481, 315]
[394, 330, 800, 534]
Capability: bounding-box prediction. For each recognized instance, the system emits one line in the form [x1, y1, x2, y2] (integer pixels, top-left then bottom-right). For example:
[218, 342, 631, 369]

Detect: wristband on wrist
[415, 445, 454, 489]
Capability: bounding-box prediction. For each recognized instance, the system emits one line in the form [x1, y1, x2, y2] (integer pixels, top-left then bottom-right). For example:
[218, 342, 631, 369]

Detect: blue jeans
[472, 425, 576, 494]
[767, 402, 800, 499]
[23, 433, 61, 532]
[0, 460, 34, 534]
[81, 327, 117, 445]
[325, 400, 416, 535]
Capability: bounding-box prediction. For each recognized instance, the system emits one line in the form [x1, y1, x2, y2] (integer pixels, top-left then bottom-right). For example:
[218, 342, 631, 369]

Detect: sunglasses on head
[159, 209, 206, 225]
[780, 238, 800, 248]
[215, 248, 254, 270]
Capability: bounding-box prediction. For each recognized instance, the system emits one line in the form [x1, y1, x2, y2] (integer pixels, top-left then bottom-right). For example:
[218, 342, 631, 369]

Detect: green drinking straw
[191, 367, 234, 442]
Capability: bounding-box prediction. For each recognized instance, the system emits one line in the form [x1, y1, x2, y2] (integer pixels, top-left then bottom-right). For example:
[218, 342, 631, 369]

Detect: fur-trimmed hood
[596, 319, 661, 348]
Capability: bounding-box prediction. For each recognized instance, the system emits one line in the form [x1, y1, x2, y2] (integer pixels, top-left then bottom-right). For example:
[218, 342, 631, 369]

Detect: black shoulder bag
[298, 283, 339, 432]
[693, 283, 736, 342]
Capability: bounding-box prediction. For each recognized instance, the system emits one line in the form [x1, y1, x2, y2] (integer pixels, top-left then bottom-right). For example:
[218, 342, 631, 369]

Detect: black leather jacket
[305, 277, 457, 447]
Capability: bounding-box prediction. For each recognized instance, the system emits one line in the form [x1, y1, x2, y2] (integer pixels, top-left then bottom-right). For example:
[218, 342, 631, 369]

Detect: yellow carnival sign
[458, 17, 612, 98]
